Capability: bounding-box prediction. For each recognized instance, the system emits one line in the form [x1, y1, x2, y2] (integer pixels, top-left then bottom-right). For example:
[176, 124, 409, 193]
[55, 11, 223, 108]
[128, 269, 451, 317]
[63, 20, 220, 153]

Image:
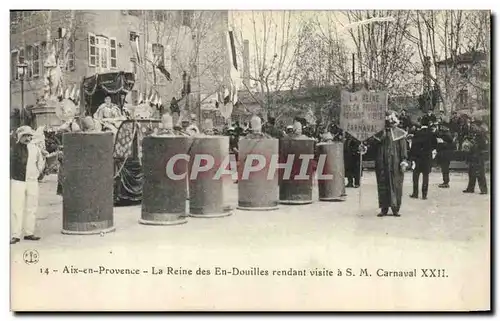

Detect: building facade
[10, 10, 230, 126]
[435, 51, 489, 116]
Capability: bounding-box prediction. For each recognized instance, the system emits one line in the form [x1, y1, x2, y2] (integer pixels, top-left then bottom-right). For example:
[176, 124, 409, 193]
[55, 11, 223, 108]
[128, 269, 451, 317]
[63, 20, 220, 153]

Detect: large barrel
[237, 138, 279, 211]
[317, 142, 346, 201]
[62, 132, 115, 235]
[188, 136, 232, 218]
[140, 136, 190, 225]
[278, 137, 315, 205]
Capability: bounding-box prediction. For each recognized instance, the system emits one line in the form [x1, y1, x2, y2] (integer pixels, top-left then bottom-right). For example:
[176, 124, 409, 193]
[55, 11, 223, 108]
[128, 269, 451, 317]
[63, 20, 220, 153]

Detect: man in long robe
[372, 111, 409, 217]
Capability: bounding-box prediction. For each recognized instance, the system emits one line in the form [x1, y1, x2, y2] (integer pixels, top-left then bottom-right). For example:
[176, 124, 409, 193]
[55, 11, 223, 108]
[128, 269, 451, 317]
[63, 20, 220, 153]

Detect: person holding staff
[372, 111, 409, 217]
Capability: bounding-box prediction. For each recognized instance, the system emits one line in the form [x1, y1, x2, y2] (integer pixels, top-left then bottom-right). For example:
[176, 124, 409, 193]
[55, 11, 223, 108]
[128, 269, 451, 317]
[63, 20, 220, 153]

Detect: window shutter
[11, 51, 18, 81]
[67, 37, 75, 71]
[88, 32, 96, 66]
[33, 44, 40, 77]
[110, 37, 117, 68]
[26, 45, 33, 79]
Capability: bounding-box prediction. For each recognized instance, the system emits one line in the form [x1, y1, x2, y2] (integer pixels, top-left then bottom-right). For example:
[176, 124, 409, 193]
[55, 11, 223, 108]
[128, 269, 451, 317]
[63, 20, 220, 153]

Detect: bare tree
[231, 11, 305, 119]
[131, 10, 227, 115]
[404, 10, 490, 113]
[339, 10, 417, 96]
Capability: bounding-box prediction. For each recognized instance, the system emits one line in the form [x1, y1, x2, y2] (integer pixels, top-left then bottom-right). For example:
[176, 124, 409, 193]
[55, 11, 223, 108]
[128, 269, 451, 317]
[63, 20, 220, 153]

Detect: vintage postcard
[9, 8, 491, 311]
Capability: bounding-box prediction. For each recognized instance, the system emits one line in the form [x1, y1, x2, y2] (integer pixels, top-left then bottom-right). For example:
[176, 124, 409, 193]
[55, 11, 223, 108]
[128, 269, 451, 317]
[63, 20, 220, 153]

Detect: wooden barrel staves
[62, 132, 115, 235]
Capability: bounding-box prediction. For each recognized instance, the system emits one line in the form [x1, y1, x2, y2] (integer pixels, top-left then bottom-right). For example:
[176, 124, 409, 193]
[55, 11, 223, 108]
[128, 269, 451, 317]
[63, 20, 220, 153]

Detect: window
[98, 37, 109, 69]
[40, 41, 46, 75]
[89, 33, 115, 70]
[19, 47, 25, 64]
[129, 31, 138, 42]
[153, 11, 166, 21]
[182, 10, 193, 27]
[67, 37, 75, 71]
[33, 44, 40, 77]
[11, 51, 18, 80]
[131, 90, 138, 105]
[89, 33, 97, 66]
[152, 43, 164, 66]
[110, 38, 117, 68]
[458, 89, 468, 106]
[128, 10, 142, 17]
[480, 89, 489, 109]
[26, 45, 33, 79]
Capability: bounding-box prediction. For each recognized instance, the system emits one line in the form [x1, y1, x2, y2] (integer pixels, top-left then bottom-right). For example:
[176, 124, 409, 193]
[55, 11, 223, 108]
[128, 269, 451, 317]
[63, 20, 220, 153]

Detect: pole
[352, 53, 355, 92]
[79, 76, 85, 118]
[20, 76, 24, 126]
[358, 151, 363, 207]
[197, 46, 201, 127]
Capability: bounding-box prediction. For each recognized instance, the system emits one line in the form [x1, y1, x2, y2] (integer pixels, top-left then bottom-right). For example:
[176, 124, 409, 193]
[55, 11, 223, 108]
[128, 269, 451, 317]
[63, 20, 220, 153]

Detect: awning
[83, 71, 135, 116]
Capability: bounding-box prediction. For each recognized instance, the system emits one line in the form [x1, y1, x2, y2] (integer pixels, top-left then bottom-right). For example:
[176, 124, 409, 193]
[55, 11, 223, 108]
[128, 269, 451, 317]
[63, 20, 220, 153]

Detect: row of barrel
[61, 132, 345, 235]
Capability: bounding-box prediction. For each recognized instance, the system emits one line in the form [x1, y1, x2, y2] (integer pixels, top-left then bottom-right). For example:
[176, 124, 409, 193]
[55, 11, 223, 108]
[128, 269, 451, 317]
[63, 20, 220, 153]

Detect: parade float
[81, 71, 163, 205]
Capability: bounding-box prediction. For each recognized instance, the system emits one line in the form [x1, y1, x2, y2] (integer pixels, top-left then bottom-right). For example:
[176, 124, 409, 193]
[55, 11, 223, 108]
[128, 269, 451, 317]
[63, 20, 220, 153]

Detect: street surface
[10, 171, 490, 311]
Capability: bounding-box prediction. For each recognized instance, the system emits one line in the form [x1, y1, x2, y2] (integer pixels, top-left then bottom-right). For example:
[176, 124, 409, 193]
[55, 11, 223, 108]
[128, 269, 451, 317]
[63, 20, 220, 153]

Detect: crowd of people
[10, 101, 490, 243]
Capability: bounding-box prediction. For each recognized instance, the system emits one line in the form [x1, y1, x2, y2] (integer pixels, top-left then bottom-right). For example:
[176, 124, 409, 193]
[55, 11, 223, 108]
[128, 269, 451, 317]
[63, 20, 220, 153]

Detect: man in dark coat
[436, 123, 455, 188]
[398, 109, 412, 132]
[372, 111, 409, 217]
[344, 133, 361, 188]
[263, 117, 283, 139]
[421, 110, 437, 127]
[409, 119, 438, 199]
[463, 124, 488, 194]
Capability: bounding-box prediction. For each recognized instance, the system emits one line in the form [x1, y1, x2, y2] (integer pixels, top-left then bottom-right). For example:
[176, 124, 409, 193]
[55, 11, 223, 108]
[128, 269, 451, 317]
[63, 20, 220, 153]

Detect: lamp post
[17, 63, 28, 126]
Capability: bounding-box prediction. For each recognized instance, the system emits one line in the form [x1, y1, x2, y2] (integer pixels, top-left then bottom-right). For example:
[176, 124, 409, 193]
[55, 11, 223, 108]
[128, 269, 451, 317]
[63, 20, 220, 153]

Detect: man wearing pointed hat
[10, 126, 45, 244]
[372, 110, 410, 217]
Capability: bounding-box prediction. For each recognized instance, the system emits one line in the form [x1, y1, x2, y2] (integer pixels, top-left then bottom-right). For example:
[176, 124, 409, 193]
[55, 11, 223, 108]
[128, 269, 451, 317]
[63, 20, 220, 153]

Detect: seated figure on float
[93, 96, 126, 133]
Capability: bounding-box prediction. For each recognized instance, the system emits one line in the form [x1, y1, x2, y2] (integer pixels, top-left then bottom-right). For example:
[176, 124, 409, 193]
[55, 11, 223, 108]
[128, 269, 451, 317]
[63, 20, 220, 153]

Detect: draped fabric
[83, 72, 135, 116]
[114, 158, 143, 203]
[373, 128, 408, 210]
[112, 120, 161, 204]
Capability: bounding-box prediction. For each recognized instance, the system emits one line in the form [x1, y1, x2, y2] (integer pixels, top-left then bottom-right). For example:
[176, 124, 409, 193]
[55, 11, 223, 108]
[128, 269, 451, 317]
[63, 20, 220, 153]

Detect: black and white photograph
[7, 6, 491, 311]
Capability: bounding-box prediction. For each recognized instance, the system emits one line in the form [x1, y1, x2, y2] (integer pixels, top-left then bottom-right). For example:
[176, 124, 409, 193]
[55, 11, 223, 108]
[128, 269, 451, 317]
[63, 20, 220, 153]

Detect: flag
[157, 96, 162, 107]
[225, 30, 240, 106]
[69, 85, 76, 100]
[149, 90, 156, 103]
[156, 62, 172, 81]
[134, 36, 142, 64]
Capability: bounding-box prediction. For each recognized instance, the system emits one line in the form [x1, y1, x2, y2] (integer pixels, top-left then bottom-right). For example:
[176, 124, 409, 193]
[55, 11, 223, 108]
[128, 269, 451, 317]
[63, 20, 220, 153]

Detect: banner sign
[339, 89, 388, 141]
